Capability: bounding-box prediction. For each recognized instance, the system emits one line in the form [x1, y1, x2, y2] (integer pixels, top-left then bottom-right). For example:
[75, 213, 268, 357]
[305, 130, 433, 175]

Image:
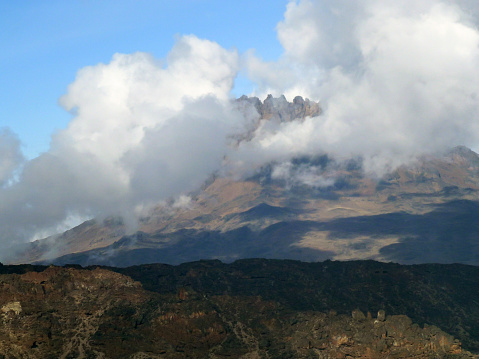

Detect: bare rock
[352, 309, 366, 321]
[236, 94, 321, 123]
[377, 309, 386, 322]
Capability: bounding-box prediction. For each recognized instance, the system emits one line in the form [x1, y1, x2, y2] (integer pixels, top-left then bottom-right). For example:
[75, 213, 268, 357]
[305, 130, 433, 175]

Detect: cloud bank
[4, 0, 479, 257]
[243, 0, 479, 175]
[0, 35, 242, 253]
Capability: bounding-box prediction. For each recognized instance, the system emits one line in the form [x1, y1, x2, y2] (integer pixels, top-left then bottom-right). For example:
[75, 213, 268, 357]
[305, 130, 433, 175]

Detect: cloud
[124, 96, 246, 206]
[57, 35, 239, 165]
[0, 35, 241, 257]
[0, 128, 24, 186]
[53, 34, 240, 215]
[271, 160, 335, 188]
[278, 0, 363, 69]
[242, 0, 479, 175]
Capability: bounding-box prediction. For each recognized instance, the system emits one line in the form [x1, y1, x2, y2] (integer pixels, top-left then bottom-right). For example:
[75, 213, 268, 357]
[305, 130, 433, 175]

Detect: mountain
[0, 259, 477, 358]
[10, 96, 479, 267]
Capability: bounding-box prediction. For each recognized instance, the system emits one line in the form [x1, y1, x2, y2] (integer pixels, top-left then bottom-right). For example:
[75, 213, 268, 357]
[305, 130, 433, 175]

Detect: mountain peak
[236, 94, 321, 122]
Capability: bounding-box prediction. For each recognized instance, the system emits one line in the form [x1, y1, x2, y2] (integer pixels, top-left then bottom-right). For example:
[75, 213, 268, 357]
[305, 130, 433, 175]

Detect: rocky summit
[0, 259, 477, 358]
[236, 94, 321, 122]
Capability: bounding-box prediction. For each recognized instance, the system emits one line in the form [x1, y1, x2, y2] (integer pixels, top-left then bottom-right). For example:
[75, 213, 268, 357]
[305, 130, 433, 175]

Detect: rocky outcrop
[290, 310, 470, 358]
[0, 266, 146, 358]
[237, 94, 321, 122]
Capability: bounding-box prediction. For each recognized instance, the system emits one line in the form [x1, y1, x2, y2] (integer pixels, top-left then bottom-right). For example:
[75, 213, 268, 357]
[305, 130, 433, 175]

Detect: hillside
[0, 259, 477, 358]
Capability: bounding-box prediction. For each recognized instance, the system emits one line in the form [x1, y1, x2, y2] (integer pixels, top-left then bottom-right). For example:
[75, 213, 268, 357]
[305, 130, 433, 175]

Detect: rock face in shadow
[39, 198, 479, 267]
[43, 224, 335, 267]
[0, 260, 477, 358]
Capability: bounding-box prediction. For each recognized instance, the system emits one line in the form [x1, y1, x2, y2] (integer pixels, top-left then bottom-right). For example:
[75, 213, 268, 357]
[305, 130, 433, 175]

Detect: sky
[3, 0, 479, 258]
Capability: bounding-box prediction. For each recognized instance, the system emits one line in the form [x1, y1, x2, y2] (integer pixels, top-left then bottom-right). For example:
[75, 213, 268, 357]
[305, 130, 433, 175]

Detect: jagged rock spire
[237, 94, 321, 122]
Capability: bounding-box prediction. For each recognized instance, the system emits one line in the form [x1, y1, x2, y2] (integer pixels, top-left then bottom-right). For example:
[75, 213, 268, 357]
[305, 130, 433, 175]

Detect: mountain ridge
[11, 96, 479, 269]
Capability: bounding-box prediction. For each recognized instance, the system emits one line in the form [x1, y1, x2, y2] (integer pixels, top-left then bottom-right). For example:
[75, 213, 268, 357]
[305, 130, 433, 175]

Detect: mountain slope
[23, 146, 479, 267]
[11, 96, 479, 267]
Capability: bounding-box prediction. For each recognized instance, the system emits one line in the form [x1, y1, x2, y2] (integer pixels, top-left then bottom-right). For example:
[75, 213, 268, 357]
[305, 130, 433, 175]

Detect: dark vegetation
[113, 259, 479, 351]
[5, 258, 479, 352]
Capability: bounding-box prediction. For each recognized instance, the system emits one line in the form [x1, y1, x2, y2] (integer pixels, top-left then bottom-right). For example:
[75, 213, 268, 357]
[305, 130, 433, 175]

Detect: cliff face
[0, 260, 477, 358]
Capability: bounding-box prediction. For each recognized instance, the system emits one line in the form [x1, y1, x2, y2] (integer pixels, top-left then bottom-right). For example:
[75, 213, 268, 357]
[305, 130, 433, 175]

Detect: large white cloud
[57, 35, 239, 164]
[0, 35, 242, 257]
[241, 0, 479, 175]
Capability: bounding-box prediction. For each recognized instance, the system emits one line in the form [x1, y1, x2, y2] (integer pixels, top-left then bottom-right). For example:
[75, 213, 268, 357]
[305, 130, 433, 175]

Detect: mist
[3, 0, 479, 258]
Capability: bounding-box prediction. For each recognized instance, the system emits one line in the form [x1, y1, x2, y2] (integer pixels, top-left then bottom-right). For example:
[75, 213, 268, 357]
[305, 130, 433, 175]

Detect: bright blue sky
[0, 0, 289, 159]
